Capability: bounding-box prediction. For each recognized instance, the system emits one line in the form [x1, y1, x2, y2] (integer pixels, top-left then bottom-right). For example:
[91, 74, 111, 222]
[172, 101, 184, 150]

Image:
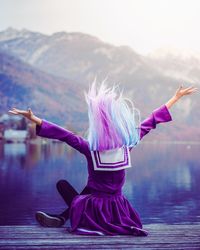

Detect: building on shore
[4, 129, 28, 143]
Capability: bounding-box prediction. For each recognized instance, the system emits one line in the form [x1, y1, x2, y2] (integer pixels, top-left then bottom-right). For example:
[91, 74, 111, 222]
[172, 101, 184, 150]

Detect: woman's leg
[57, 180, 91, 220]
[56, 180, 79, 206]
[35, 180, 91, 227]
[57, 179, 91, 206]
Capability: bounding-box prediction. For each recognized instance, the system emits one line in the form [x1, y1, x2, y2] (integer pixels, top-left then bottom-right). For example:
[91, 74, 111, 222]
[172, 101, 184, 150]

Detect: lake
[0, 140, 199, 225]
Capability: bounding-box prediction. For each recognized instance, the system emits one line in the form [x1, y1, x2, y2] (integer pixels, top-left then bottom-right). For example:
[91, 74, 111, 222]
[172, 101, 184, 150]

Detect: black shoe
[35, 211, 65, 227]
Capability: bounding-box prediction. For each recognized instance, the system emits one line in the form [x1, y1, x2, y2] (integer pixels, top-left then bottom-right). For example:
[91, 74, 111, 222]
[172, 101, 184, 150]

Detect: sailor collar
[90, 146, 131, 171]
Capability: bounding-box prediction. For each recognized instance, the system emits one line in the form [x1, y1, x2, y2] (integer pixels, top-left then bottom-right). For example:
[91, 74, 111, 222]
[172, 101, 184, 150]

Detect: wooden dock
[0, 224, 200, 249]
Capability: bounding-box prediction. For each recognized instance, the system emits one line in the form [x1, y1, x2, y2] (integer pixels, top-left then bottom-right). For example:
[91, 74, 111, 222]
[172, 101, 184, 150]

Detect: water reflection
[4, 143, 26, 156]
[124, 143, 200, 225]
[0, 141, 199, 225]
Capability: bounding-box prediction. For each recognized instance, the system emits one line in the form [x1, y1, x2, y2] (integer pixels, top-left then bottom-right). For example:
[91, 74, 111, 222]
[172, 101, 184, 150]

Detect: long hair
[85, 79, 141, 151]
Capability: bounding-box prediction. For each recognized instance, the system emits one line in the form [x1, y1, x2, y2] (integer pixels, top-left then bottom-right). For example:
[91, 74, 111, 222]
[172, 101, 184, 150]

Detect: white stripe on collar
[91, 146, 132, 171]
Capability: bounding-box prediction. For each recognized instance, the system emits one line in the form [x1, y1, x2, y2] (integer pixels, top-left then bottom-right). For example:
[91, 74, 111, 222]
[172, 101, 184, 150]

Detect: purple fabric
[36, 104, 172, 236]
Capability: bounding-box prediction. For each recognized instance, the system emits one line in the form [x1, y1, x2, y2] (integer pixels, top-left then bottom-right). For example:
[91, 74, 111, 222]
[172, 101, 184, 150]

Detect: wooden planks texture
[0, 224, 200, 249]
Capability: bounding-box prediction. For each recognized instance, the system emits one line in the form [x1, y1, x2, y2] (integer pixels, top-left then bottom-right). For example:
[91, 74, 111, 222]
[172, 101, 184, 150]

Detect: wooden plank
[0, 224, 199, 249]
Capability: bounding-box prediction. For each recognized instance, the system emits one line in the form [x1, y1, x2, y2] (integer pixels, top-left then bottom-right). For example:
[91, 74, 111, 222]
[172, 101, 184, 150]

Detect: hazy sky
[1, 0, 200, 55]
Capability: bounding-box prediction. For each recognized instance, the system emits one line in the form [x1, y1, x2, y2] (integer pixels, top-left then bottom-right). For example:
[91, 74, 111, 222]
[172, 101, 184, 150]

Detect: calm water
[0, 141, 200, 225]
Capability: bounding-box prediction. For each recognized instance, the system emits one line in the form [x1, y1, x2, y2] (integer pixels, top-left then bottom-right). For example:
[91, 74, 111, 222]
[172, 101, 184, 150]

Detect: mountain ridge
[0, 28, 199, 139]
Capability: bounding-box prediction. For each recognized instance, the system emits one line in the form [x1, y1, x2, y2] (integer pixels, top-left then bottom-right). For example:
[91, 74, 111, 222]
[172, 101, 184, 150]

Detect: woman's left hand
[165, 85, 198, 109]
[174, 85, 198, 99]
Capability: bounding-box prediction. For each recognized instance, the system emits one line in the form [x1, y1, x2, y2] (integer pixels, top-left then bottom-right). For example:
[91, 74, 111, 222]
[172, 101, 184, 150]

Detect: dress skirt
[69, 191, 148, 236]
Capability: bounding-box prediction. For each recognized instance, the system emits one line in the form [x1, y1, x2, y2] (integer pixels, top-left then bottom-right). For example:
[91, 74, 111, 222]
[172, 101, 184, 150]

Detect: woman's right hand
[8, 108, 34, 119]
[8, 108, 42, 125]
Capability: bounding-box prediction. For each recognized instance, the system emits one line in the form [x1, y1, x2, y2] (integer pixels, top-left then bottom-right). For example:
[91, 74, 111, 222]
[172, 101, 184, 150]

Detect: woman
[9, 84, 197, 236]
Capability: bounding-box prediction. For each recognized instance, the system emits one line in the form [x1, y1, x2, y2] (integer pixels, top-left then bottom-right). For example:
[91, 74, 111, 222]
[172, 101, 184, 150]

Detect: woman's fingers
[181, 87, 198, 96]
[187, 86, 195, 90]
[8, 108, 26, 115]
[184, 86, 195, 91]
[28, 108, 32, 114]
[185, 87, 198, 95]
[8, 107, 20, 115]
[175, 85, 198, 98]
[8, 110, 18, 115]
[176, 85, 183, 92]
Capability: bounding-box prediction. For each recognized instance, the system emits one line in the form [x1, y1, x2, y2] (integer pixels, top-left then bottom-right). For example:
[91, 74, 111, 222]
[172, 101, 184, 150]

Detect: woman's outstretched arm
[140, 85, 198, 140]
[8, 108, 89, 155]
[8, 108, 42, 125]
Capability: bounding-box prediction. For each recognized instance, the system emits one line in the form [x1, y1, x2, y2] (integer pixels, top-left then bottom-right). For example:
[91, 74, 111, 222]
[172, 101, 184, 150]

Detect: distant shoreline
[0, 139, 199, 145]
[141, 141, 200, 145]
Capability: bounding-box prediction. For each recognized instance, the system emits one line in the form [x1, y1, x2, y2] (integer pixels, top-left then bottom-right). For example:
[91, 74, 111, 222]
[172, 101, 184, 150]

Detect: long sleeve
[36, 119, 90, 155]
[140, 104, 172, 140]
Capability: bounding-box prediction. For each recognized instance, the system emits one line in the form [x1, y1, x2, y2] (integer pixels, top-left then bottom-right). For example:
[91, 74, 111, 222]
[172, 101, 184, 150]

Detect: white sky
[1, 0, 200, 55]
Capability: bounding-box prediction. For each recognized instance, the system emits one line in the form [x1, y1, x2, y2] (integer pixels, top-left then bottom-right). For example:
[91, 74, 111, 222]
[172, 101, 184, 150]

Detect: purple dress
[36, 104, 172, 236]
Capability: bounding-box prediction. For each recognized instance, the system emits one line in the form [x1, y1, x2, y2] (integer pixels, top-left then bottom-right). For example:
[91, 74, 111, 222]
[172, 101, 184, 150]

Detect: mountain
[0, 50, 87, 129]
[148, 46, 200, 83]
[0, 28, 173, 86]
[0, 28, 180, 108]
[0, 28, 199, 140]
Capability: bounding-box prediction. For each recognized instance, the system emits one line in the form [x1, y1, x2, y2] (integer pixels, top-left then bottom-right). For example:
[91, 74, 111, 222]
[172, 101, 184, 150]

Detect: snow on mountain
[0, 28, 144, 82]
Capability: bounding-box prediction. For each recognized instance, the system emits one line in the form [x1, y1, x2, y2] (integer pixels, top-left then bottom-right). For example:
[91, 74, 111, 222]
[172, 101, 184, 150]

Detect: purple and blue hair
[85, 80, 141, 151]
